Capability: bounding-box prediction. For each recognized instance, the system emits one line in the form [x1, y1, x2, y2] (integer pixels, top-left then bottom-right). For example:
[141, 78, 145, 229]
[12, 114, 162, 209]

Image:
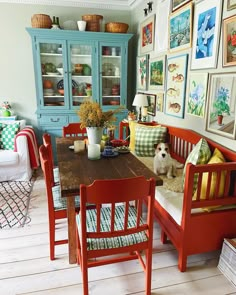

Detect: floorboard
[0, 171, 235, 295]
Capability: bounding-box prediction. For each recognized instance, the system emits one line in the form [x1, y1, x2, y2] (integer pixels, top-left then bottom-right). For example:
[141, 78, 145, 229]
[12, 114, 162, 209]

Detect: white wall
[130, 0, 236, 151]
[0, 3, 131, 131]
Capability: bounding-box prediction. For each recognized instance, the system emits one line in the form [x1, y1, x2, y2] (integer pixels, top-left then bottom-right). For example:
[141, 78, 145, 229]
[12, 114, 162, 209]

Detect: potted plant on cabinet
[211, 87, 230, 125]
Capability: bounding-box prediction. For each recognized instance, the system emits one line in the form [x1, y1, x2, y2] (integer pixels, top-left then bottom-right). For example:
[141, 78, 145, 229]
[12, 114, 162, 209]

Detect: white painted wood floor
[1, 171, 236, 295]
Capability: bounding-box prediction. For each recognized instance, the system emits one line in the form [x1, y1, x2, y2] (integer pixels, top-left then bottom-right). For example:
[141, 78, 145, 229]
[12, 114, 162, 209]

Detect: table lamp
[132, 94, 148, 122]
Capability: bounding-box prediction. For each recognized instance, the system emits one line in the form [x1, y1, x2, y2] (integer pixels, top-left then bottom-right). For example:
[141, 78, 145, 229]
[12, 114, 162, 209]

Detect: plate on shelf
[46, 72, 57, 76]
[69, 145, 74, 150]
[101, 151, 119, 158]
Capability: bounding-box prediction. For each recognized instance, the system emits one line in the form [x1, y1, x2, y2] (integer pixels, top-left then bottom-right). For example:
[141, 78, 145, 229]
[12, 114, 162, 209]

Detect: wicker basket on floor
[105, 22, 129, 33]
[31, 14, 52, 28]
[82, 14, 103, 32]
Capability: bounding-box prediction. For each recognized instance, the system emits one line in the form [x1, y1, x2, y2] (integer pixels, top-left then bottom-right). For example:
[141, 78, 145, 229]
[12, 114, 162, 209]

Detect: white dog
[153, 143, 183, 179]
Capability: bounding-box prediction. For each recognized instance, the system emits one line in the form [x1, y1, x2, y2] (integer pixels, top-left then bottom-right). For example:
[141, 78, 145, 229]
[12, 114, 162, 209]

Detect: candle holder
[88, 144, 101, 160]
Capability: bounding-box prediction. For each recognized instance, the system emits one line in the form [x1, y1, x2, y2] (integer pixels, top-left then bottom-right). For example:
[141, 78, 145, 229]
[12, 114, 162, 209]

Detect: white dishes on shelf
[43, 88, 55, 96]
[77, 20, 86, 31]
[57, 68, 63, 75]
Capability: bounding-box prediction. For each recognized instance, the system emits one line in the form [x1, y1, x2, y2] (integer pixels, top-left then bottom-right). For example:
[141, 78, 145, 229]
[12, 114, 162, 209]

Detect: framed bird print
[165, 53, 188, 118]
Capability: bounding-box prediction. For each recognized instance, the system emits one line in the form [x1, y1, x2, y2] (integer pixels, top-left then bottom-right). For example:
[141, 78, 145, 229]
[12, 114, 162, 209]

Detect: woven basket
[82, 14, 103, 32]
[31, 14, 52, 28]
[105, 22, 129, 33]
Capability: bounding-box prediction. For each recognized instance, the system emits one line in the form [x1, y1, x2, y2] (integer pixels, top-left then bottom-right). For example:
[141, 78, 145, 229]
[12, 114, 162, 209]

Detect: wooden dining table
[56, 137, 163, 264]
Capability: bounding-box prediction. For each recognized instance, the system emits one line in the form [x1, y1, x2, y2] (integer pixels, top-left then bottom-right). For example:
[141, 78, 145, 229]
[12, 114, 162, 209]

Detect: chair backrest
[63, 123, 87, 138]
[42, 133, 55, 186]
[39, 145, 55, 216]
[79, 176, 155, 252]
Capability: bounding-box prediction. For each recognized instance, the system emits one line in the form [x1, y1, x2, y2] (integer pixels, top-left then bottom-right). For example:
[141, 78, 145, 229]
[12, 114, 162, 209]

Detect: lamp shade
[132, 94, 148, 107]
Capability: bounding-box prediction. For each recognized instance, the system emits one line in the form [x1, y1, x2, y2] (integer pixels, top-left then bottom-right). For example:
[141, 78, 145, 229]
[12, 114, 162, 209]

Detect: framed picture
[169, 2, 193, 53]
[140, 14, 155, 54]
[156, 92, 164, 112]
[187, 72, 208, 118]
[165, 53, 188, 118]
[191, 0, 223, 70]
[206, 72, 236, 139]
[155, 0, 171, 53]
[148, 55, 166, 90]
[227, 0, 236, 10]
[147, 93, 157, 116]
[223, 15, 236, 67]
[172, 0, 191, 12]
[137, 55, 149, 90]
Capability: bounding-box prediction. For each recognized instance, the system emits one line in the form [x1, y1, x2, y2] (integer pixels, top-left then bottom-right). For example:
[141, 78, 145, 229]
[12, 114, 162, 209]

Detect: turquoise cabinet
[27, 28, 133, 150]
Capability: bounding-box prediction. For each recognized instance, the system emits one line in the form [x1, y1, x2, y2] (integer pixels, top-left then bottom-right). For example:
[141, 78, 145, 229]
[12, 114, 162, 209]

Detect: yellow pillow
[128, 122, 161, 152]
[193, 148, 226, 201]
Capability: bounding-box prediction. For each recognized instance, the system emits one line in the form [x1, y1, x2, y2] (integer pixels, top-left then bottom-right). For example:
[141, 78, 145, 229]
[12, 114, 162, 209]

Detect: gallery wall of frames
[136, 0, 236, 140]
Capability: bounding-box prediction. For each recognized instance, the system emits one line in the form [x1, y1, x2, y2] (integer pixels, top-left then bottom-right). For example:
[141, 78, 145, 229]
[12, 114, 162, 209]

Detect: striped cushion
[76, 205, 148, 250]
[52, 185, 80, 210]
[135, 125, 167, 157]
[53, 167, 60, 184]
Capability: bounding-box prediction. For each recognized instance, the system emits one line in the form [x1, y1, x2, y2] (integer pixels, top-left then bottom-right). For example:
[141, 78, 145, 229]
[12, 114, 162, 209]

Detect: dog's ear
[154, 143, 158, 149]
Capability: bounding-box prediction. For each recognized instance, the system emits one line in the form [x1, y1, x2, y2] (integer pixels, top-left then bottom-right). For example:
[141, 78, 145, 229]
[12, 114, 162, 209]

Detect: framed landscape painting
[140, 14, 155, 54]
[169, 2, 192, 53]
[191, 0, 223, 70]
[148, 55, 165, 90]
[172, 0, 191, 12]
[187, 72, 208, 118]
[146, 93, 157, 116]
[137, 55, 148, 90]
[223, 15, 236, 67]
[165, 53, 188, 118]
[206, 72, 236, 139]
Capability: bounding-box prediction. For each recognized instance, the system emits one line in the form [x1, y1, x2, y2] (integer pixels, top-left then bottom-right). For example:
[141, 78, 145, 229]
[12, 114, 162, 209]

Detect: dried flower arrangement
[77, 101, 122, 129]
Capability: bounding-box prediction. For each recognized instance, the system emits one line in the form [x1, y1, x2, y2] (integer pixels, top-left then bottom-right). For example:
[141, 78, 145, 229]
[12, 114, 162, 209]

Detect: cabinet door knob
[51, 118, 60, 122]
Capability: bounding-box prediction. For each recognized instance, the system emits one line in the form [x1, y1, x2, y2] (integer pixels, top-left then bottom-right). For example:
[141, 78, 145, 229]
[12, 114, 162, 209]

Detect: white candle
[142, 107, 148, 116]
[88, 144, 101, 160]
[74, 140, 84, 153]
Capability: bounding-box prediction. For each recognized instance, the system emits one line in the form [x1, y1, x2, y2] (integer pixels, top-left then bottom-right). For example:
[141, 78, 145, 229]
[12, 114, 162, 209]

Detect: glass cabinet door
[69, 43, 93, 107]
[101, 45, 121, 107]
[39, 42, 66, 107]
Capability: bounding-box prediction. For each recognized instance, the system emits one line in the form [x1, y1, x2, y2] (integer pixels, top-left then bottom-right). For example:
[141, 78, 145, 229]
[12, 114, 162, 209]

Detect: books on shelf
[0, 116, 17, 121]
[218, 238, 236, 287]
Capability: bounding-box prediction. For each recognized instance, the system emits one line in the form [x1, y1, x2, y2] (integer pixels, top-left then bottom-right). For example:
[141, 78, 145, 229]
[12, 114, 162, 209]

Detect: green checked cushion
[77, 205, 148, 251]
[182, 138, 211, 194]
[52, 185, 81, 211]
[135, 125, 167, 157]
[0, 122, 20, 150]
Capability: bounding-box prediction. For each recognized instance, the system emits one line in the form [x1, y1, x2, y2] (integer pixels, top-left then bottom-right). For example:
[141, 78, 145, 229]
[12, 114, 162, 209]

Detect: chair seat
[52, 185, 80, 211]
[77, 205, 148, 251]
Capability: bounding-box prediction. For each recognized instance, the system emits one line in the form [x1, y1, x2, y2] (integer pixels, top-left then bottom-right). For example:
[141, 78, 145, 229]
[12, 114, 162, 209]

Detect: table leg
[67, 196, 76, 264]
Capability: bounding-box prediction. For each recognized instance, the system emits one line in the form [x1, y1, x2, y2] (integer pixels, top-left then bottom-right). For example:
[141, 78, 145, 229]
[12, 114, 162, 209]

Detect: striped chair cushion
[52, 185, 80, 211]
[76, 205, 148, 250]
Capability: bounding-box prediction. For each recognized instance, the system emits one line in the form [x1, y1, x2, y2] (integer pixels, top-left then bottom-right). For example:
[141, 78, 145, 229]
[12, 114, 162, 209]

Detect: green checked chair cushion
[182, 138, 211, 194]
[52, 185, 80, 211]
[76, 205, 148, 251]
[0, 122, 20, 150]
[135, 125, 167, 157]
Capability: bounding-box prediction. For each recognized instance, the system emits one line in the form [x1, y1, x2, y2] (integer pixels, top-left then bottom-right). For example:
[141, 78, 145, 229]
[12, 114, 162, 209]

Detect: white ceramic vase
[86, 127, 103, 144]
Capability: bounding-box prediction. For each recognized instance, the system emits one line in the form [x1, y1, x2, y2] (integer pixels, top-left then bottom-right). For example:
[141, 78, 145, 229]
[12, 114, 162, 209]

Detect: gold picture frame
[223, 15, 236, 67]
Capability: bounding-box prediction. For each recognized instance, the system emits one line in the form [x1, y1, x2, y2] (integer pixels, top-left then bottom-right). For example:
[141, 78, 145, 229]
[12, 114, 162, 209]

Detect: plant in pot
[1, 101, 12, 117]
[211, 87, 230, 125]
[77, 100, 119, 144]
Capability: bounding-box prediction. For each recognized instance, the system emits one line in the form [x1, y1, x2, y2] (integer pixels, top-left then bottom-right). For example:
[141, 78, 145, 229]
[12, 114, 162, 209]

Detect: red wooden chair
[42, 133, 59, 186]
[63, 123, 87, 138]
[76, 176, 156, 295]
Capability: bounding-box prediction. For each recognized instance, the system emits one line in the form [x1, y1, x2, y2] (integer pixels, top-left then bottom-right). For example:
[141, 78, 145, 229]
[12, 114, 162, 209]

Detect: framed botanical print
[169, 2, 193, 53]
[223, 15, 236, 67]
[148, 55, 166, 90]
[191, 0, 223, 70]
[206, 72, 236, 139]
[172, 0, 191, 12]
[227, 0, 236, 10]
[137, 55, 149, 90]
[165, 53, 188, 118]
[187, 73, 208, 118]
[156, 92, 164, 112]
[140, 14, 155, 54]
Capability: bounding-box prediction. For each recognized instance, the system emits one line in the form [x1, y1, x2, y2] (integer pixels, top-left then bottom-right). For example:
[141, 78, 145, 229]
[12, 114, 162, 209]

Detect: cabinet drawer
[39, 115, 68, 126]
